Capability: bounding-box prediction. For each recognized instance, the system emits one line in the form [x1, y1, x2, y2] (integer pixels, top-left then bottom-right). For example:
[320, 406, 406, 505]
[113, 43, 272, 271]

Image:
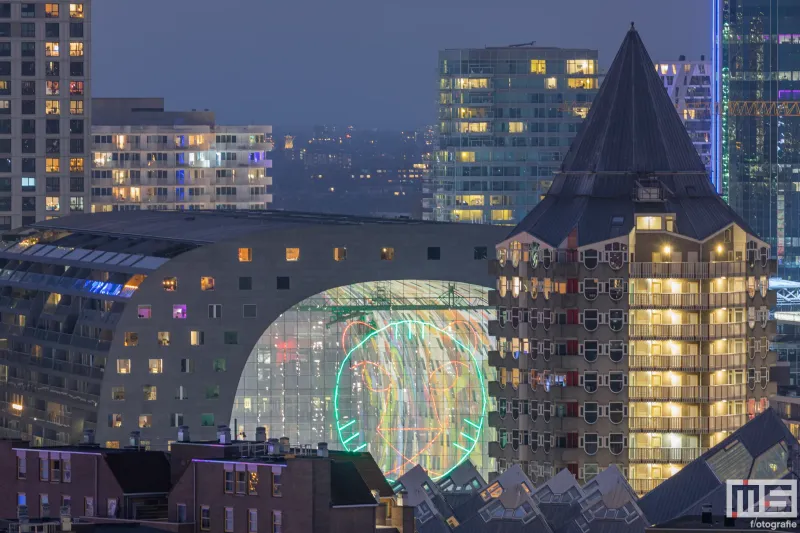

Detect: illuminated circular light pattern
[333, 320, 487, 481]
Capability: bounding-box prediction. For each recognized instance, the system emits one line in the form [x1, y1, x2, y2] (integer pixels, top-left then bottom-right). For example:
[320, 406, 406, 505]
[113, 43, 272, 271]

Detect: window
[21, 41, 34, 55]
[236, 471, 246, 493]
[239, 276, 252, 290]
[21, 177, 35, 192]
[566, 59, 596, 75]
[108, 414, 122, 428]
[46, 100, 60, 115]
[238, 248, 252, 262]
[17, 455, 26, 479]
[173, 305, 187, 319]
[225, 507, 234, 532]
[427, 247, 441, 260]
[138, 305, 151, 319]
[243, 304, 257, 318]
[248, 471, 258, 494]
[70, 42, 84, 57]
[285, 247, 300, 261]
[142, 385, 157, 401]
[45, 3, 60, 17]
[70, 81, 84, 95]
[530, 59, 546, 74]
[190, 331, 204, 346]
[46, 158, 59, 173]
[209, 304, 222, 318]
[40, 494, 50, 517]
[176, 386, 188, 400]
[148, 359, 163, 374]
[334, 247, 347, 261]
[138, 415, 152, 428]
[70, 4, 84, 18]
[272, 511, 282, 533]
[272, 471, 282, 496]
[474, 246, 488, 260]
[163, 277, 177, 291]
[70, 61, 83, 76]
[224, 331, 238, 345]
[45, 61, 58, 76]
[124, 332, 138, 347]
[84, 497, 94, 517]
[276, 277, 290, 290]
[116, 359, 130, 374]
[583, 402, 598, 424]
[200, 506, 210, 531]
[583, 372, 598, 393]
[46, 81, 60, 96]
[70, 22, 83, 38]
[636, 216, 662, 231]
[181, 359, 194, 373]
[545, 77, 557, 89]
[111, 386, 124, 401]
[170, 413, 184, 428]
[69, 196, 83, 212]
[224, 471, 234, 493]
[201, 277, 215, 291]
[206, 386, 220, 399]
[70, 100, 84, 115]
[201, 413, 215, 426]
[21, 23, 34, 38]
[46, 42, 60, 57]
[157, 332, 170, 346]
[62, 496, 71, 514]
[248, 509, 258, 533]
[583, 433, 598, 455]
[381, 247, 395, 260]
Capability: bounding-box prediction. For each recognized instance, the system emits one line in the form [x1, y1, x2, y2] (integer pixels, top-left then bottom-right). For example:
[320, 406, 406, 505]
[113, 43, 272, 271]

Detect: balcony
[630, 385, 704, 402]
[708, 383, 746, 401]
[629, 416, 705, 433]
[708, 413, 746, 432]
[629, 354, 704, 371]
[629, 291, 746, 309]
[629, 322, 746, 340]
[629, 478, 665, 494]
[629, 262, 746, 279]
[708, 352, 747, 371]
[628, 447, 705, 463]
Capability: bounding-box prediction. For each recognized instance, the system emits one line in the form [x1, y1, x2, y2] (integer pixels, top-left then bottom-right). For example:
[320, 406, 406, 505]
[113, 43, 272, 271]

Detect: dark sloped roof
[638, 408, 799, 526]
[103, 451, 171, 493]
[329, 450, 394, 498]
[508, 24, 756, 246]
[330, 460, 379, 506]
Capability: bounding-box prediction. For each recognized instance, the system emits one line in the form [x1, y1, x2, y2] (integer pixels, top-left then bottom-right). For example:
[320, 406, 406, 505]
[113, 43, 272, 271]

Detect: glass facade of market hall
[717, 0, 800, 278]
[425, 46, 599, 225]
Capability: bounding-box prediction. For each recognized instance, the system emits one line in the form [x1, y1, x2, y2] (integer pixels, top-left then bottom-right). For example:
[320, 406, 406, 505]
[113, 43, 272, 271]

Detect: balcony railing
[629, 292, 746, 309]
[629, 416, 706, 432]
[630, 384, 746, 402]
[629, 478, 665, 494]
[629, 322, 746, 340]
[629, 352, 747, 371]
[709, 413, 746, 432]
[628, 447, 705, 463]
[630, 261, 746, 279]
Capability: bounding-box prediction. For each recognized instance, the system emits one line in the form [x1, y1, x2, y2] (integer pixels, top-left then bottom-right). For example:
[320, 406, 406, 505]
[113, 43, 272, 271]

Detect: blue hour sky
[93, 0, 711, 129]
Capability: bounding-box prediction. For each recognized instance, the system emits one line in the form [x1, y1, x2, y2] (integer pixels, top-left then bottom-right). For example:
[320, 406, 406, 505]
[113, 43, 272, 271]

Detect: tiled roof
[508, 25, 755, 246]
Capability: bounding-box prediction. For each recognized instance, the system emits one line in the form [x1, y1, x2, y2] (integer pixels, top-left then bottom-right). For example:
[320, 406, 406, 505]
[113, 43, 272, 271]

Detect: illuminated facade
[489, 26, 780, 494]
[91, 98, 273, 212]
[0, 210, 505, 480]
[425, 45, 599, 225]
[655, 57, 712, 180]
[715, 0, 800, 276]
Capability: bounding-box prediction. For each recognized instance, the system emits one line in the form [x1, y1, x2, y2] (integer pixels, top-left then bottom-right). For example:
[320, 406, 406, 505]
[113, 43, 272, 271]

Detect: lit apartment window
[69, 4, 84, 18]
[566, 59, 596, 75]
[201, 413, 215, 427]
[123, 332, 138, 347]
[635, 216, 662, 231]
[190, 331, 204, 346]
[381, 247, 395, 261]
[69, 42, 83, 57]
[70, 101, 84, 115]
[45, 42, 59, 57]
[46, 197, 60, 211]
[200, 506, 211, 531]
[143, 385, 157, 401]
[568, 78, 597, 90]
[238, 248, 252, 262]
[137, 305, 151, 319]
[172, 305, 187, 319]
[46, 158, 60, 173]
[70, 81, 84, 95]
[148, 359, 163, 373]
[157, 332, 170, 346]
[334, 247, 347, 261]
[508, 122, 524, 133]
[105, 441, 119, 449]
[545, 77, 558, 90]
[201, 277, 215, 291]
[248, 471, 258, 494]
[46, 81, 60, 95]
[138, 415, 152, 428]
[45, 3, 59, 17]
[70, 158, 84, 173]
[162, 277, 177, 291]
[285, 248, 300, 261]
[530, 59, 546, 74]
[111, 386, 124, 400]
[46, 100, 60, 115]
[116, 359, 130, 374]
[108, 414, 122, 428]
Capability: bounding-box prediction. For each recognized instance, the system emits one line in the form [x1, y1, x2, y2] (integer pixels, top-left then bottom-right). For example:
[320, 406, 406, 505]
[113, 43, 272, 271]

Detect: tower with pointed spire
[488, 26, 780, 494]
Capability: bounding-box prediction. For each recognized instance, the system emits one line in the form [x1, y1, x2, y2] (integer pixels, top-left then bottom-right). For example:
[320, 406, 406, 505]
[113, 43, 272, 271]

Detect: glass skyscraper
[424, 46, 599, 225]
[716, 0, 800, 278]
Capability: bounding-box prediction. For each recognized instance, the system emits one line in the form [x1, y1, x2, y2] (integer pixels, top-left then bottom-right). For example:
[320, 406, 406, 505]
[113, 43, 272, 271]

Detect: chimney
[217, 425, 232, 445]
[279, 437, 290, 452]
[177, 425, 190, 443]
[82, 429, 95, 445]
[255, 427, 267, 442]
[679, 54, 686, 61]
[129, 431, 141, 449]
[701, 54, 706, 61]
[701, 504, 712, 524]
[317, 442, 329, 458]
[268, 438, 279, 454]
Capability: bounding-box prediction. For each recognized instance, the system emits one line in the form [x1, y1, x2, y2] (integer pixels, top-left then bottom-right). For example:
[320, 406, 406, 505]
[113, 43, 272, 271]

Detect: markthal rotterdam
[488, 25, 783, 494]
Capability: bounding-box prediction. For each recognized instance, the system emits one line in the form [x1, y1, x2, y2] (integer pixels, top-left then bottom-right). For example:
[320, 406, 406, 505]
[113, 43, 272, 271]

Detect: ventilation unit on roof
[632, 177, 669, 202]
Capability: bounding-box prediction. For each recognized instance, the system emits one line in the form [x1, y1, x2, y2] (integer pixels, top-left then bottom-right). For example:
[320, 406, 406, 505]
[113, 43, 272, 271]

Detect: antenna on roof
[509, 41, 536, 48]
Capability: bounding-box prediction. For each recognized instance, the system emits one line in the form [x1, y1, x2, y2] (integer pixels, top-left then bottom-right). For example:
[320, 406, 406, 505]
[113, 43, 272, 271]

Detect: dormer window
[636, 216, 662, 231]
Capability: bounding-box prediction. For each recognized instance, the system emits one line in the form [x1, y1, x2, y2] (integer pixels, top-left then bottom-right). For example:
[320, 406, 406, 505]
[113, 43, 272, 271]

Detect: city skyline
[92, 0, 711, 128]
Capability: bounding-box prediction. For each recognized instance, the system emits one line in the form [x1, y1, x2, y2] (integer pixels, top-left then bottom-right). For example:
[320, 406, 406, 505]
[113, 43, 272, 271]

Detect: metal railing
[630, 261, 746, 279]
[629, 322, 746, 340]
[628, 447, 705, 463]
[629, 384, 746, 402]
[629, 292, 746, 309]
[629, 352, 747, 371]
[629, 478, 665, 494]
[629, 414, 746, 433]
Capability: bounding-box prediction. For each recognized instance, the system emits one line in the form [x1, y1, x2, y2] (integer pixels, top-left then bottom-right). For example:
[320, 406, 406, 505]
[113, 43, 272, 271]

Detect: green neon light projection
[333, 319, 487, 481]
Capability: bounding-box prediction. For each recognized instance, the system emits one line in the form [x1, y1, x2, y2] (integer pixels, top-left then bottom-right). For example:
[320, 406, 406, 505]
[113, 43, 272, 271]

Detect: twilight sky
[93, 0, 711, 129]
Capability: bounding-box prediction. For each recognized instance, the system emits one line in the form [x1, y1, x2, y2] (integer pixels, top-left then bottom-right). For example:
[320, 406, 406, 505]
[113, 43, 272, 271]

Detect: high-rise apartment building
[655, 56, 712, 179]
[91, 98, 272, 212]
[715, 1, 800, 277]
[425, 45, 599, 225]
[488, 26, 779, 494]
[0, 1, 91, 230]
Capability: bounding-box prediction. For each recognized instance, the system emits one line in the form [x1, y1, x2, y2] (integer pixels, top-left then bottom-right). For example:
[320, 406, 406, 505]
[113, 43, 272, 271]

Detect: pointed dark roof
[508, 25, 755, 246]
